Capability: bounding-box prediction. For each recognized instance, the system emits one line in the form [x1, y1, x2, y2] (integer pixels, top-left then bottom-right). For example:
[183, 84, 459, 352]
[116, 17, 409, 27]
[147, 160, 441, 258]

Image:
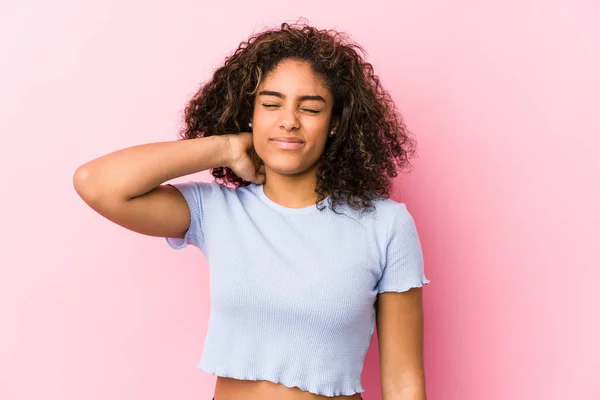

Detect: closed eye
[301, 108, 321, 114]
[262, 104, 322, 114]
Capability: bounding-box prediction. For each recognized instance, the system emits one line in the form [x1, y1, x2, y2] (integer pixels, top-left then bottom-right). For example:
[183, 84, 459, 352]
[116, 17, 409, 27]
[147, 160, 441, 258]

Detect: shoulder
[366, 198, 421, 249]
[368, 196, 412, 225]
[179, 179, 242, 196]
[168, 179, 243, 209]
[333, 197, 413, 241]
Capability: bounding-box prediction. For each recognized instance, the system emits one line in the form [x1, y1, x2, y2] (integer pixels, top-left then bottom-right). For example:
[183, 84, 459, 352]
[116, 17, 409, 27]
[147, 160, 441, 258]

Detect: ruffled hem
[197, 364, 365, 398]
[377, 277, 431, 294]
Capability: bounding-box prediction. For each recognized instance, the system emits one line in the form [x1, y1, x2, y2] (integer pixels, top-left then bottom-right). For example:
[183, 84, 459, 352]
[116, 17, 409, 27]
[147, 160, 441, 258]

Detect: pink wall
[1, 1, 598, 399]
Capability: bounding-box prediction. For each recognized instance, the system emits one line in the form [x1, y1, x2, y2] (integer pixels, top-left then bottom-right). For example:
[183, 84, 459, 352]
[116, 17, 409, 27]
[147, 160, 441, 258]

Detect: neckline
[255, 183, 330, 215]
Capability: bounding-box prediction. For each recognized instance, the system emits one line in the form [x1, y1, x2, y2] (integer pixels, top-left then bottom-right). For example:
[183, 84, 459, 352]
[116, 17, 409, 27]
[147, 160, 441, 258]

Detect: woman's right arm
[73, 135, 234, 239]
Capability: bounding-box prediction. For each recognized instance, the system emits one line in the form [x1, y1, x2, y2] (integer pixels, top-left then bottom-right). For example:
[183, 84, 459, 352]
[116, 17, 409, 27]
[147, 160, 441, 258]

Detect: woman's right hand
[226, 132, 266, 184]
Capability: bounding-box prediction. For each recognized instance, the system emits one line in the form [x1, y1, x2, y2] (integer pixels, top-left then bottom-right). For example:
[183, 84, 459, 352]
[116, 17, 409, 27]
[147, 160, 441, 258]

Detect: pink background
[1, 1, 598, 399]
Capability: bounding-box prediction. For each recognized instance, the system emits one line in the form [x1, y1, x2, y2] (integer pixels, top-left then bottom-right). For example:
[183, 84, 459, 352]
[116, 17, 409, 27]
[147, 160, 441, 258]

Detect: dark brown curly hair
[179, 20, 418, 214]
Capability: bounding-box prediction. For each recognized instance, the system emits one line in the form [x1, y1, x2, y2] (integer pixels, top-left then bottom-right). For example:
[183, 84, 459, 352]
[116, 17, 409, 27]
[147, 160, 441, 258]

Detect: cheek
[250, 128, 270, 160]
[252, 107, 275, 127]
[304, 118, 331, 140]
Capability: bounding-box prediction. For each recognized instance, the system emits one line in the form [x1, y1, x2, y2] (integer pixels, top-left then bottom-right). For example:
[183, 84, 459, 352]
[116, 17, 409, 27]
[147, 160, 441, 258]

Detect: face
[251, 58, 335, 177]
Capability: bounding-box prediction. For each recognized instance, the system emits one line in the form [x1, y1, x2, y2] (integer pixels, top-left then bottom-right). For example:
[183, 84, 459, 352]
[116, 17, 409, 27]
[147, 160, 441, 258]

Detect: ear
[330, 117, 340, 132]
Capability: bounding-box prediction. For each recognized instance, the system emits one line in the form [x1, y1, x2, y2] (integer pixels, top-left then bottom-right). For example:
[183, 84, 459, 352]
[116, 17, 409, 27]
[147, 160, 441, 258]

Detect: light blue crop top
[165, 180, 430, 397]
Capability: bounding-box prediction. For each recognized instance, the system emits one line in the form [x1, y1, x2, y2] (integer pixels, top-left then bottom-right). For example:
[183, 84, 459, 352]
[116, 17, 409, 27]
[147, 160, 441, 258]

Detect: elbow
[73, 164, 132, 210]
[73, 164, 108, 206]
[73, 164, 96, 203]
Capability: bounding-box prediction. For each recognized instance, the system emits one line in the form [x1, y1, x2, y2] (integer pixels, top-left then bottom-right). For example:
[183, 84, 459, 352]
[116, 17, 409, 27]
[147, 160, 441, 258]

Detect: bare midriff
[213, 377, 362, 400]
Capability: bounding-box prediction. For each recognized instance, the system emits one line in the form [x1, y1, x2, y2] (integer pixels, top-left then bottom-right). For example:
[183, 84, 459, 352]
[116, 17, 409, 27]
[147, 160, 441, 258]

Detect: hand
[226, 132, 266, 184]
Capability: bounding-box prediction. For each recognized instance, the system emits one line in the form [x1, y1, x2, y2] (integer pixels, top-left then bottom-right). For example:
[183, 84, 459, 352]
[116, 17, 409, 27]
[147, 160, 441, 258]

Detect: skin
[249, 58, 337, 208]
[377, 290, 427, 400]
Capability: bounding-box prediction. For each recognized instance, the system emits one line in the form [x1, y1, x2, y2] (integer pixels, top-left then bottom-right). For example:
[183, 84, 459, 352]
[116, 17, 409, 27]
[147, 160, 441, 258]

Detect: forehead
[259, 59, 330, 97]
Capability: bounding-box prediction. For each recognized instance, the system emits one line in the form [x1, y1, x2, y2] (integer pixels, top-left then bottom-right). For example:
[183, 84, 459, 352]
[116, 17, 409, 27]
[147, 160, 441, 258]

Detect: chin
[266, 158, 322, 177]
[266, 163, 307, 176]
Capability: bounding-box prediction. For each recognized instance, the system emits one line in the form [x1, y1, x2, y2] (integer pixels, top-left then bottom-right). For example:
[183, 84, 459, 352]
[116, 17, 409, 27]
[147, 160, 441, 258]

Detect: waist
[214, 377, 363, 400]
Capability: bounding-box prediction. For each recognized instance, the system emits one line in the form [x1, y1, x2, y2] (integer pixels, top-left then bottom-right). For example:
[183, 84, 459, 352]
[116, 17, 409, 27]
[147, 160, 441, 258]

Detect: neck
[262, 165, 327, 209]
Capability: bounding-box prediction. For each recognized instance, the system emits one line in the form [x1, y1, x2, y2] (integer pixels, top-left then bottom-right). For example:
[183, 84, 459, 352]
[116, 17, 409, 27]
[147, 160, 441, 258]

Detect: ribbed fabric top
[165, 180, 430, 397]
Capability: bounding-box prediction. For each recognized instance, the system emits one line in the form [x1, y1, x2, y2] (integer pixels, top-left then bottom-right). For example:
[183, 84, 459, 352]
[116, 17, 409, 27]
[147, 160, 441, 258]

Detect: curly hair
[179, 20, 418, 214]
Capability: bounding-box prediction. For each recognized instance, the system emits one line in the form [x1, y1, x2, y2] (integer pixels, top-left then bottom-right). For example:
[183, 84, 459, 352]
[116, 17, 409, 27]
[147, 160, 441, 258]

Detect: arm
[376, 288, 427, 400]
[73, 135, 233, 238]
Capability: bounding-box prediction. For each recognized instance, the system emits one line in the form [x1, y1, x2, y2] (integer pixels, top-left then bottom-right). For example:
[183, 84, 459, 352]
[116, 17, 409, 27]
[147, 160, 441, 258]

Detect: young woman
[74, 21, 430, 400]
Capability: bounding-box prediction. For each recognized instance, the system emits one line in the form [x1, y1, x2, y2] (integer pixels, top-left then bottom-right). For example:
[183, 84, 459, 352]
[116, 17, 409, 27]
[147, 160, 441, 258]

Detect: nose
[279, 108, 299, 131]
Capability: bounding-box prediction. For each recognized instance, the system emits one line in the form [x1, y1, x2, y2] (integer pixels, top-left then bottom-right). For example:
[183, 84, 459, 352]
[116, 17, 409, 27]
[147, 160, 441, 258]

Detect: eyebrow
[258, 90, 326, 103]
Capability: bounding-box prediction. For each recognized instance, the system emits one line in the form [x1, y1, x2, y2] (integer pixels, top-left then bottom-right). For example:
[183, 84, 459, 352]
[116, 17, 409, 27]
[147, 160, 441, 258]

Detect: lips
[269, 137, 304, 143]
[269, 138, 305, 150]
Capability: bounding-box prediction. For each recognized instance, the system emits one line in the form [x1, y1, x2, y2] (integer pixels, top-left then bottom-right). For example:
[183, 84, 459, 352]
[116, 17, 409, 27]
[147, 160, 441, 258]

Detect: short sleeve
[165, 181, 210, 250]
[377, 204, 430, 293]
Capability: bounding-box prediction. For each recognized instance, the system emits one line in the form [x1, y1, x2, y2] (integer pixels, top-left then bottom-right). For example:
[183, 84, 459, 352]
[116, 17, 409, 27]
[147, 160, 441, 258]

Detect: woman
[74, 21, 430, 400]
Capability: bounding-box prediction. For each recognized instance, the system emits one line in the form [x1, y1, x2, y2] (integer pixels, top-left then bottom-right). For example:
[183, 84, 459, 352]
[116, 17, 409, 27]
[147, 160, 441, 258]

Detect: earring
[329, 130, 336, 137]
[248, 122, 252, 128]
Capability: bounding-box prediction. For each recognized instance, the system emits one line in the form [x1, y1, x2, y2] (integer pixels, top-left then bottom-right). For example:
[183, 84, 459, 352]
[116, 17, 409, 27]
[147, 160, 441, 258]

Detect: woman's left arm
[376, 287, 427, 400]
